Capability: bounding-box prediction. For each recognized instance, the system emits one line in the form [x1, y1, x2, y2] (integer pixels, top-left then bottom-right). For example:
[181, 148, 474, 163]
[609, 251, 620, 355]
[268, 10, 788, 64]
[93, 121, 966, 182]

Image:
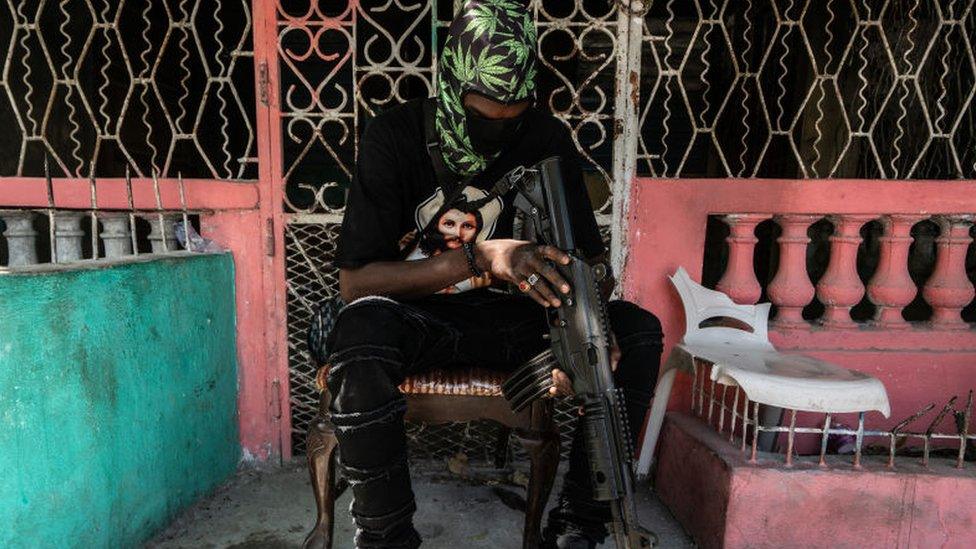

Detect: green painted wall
[0, 253, 240, 548]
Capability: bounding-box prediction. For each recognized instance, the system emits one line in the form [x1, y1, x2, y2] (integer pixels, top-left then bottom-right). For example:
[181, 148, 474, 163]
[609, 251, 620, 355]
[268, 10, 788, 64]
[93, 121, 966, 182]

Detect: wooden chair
[302, 365, 561, 549]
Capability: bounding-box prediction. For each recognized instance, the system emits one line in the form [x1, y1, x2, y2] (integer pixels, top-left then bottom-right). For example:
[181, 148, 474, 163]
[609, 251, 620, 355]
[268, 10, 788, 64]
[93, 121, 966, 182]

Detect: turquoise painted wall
[0, 254, 240, 548]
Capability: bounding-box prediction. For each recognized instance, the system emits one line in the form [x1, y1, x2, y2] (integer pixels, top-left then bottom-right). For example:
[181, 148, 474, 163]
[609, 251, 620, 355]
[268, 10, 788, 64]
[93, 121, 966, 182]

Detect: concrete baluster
[53, 211, 86, 262]
[715, 214, 769, 304]
[867, 215, 922, 328]
[1, 210, 39, 266]
[922, 215, 974, 330]
[816, 215, 874, 328]
[144, 214, 180, 253]
[768, 215, 820, 328]
[100, 213, 133, 258]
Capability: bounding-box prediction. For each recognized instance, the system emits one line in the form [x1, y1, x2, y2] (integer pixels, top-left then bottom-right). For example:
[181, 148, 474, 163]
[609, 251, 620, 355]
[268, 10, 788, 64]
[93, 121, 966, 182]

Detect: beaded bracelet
[462, 242, 484, 277]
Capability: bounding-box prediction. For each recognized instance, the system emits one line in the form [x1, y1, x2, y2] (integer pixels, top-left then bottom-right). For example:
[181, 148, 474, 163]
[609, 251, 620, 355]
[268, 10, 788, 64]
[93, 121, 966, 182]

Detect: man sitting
[324, 1, 663, 546]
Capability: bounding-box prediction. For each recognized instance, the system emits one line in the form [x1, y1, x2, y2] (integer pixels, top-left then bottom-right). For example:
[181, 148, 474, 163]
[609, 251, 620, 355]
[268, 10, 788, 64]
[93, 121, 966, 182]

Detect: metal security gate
[253, 0, 976, 457]
[635, 0, 975, 179]
[3, 0, 968, 461]
[257, 0, 647, 456]
[0, 1, 256, 178]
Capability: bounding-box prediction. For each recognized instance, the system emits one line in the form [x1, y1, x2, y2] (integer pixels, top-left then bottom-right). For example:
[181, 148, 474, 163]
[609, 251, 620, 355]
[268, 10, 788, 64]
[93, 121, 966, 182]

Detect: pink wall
[0, 0, 296, 463]
[204, 210, 286, 462]
[0, 176, 286, 462]
[656, 413, 976, 549]
[622, 178, 976, 430]
[8, 173, 975, 466]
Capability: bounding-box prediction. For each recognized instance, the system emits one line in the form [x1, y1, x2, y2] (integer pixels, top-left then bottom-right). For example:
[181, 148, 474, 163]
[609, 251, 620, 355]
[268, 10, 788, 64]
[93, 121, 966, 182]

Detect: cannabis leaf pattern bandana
[436, 0, 538, 176]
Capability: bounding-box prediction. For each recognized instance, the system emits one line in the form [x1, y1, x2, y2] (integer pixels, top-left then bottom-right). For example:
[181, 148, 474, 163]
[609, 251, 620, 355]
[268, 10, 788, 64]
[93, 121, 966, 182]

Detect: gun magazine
[502, 349, 558, 412]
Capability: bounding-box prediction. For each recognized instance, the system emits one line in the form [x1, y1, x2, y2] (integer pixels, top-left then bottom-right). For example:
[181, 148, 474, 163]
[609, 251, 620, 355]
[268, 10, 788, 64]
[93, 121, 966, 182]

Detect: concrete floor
[145, 459, 692, 548]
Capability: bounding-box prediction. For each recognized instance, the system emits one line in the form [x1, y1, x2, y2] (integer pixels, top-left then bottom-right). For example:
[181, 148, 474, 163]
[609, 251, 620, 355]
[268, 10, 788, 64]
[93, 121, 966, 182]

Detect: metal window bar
[0, 0, 256, 179]
[0, 159, 204, 269]
[690, 360, 976, 470]
[636, 0, 976, 179]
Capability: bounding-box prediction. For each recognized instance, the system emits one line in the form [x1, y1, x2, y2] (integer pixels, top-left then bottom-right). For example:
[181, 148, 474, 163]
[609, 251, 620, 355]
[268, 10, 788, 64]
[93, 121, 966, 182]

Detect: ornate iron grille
[285, 219, 342, 453]
[0, 0, 256, 179]
[276, 0, 625, 216]
[637, 0, 976, 179]
[278, 0, 636, 456]
[281, 0, 976, 456]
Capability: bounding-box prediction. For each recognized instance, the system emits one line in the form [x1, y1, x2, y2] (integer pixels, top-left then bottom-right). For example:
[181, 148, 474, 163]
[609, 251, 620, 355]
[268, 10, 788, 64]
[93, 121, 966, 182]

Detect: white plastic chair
[636, 267, 890, 479]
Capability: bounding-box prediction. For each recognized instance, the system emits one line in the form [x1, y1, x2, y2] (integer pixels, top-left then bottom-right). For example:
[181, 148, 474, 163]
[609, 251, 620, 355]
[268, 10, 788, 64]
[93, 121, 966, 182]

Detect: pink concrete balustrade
[924, 216, 975, 330]
[766, 215, 818, 327]
[815, 215, 875, 328]
[867, 215, 923, 329]
[623, 180, 976, 549]
[709, 213, 975, 329]
[624, 179, 976, 434]
[715, 214, 769, 304]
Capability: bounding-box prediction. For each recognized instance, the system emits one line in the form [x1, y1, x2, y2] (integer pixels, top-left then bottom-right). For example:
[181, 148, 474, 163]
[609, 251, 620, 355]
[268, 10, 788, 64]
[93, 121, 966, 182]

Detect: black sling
[418, 98, 521, 246]
[419, 98, 472, 239]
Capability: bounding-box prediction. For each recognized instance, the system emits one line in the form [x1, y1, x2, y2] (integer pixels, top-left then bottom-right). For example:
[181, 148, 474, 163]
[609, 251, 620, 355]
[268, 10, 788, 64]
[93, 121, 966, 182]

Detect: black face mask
[464, 107, 527, 156]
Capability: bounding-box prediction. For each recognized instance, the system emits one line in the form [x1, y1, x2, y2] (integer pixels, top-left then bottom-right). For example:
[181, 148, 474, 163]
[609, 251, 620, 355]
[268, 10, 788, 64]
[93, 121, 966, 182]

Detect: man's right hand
[475, 240, 572, 308]
[339, 240, 573, 305]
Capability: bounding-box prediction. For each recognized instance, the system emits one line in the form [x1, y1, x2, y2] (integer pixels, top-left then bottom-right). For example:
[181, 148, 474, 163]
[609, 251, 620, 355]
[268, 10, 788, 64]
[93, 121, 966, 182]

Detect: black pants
[324, 288, 663, 548]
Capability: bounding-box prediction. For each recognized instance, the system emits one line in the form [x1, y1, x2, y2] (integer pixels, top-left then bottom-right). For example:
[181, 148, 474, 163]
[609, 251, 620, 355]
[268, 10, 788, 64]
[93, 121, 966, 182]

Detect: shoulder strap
[423, 98, 459, 192]
[419, 98, 471, 239]
[415, 99, 522, 255]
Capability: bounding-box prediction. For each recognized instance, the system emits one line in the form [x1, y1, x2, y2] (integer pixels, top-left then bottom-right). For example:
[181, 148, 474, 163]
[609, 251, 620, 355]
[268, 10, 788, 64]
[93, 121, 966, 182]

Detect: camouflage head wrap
[436, 0, 538, 176]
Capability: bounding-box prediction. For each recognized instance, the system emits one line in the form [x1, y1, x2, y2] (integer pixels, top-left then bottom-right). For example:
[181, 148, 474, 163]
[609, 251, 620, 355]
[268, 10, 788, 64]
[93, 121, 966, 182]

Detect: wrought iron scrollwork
[0, 0, 257, 179]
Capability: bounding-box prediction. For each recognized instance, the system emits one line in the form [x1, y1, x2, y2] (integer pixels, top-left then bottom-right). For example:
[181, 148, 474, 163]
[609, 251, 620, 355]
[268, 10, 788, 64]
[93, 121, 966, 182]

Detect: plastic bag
[174, 221, 224, 253]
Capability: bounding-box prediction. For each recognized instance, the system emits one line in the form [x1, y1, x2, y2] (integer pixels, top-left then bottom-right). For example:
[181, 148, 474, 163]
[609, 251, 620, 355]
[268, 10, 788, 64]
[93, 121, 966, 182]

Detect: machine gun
[501, 157, 656, 549]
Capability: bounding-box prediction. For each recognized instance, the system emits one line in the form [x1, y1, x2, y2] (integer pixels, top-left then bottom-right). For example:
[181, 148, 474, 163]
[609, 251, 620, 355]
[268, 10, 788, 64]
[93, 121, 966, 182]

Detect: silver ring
[527, 273, 540, 286]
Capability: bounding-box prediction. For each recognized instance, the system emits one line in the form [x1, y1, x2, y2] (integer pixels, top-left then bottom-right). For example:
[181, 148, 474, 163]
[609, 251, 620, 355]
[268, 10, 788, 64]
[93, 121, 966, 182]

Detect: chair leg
[636, 368, 677, 479]
[303, 391, 339, 549]
[516, 400, 560, 549]
[493, 427, 512, 469]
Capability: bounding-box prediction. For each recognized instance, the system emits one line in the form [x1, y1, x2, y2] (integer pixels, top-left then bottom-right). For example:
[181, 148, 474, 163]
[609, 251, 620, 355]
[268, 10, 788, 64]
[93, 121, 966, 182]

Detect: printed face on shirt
[405, 185, 504, 294]
[438, 208, 479, 250]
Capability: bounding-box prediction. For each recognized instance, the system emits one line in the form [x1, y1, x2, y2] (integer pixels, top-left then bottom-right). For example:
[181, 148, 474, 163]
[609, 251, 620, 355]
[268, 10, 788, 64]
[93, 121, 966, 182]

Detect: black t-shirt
[335, 98, 604, 293]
